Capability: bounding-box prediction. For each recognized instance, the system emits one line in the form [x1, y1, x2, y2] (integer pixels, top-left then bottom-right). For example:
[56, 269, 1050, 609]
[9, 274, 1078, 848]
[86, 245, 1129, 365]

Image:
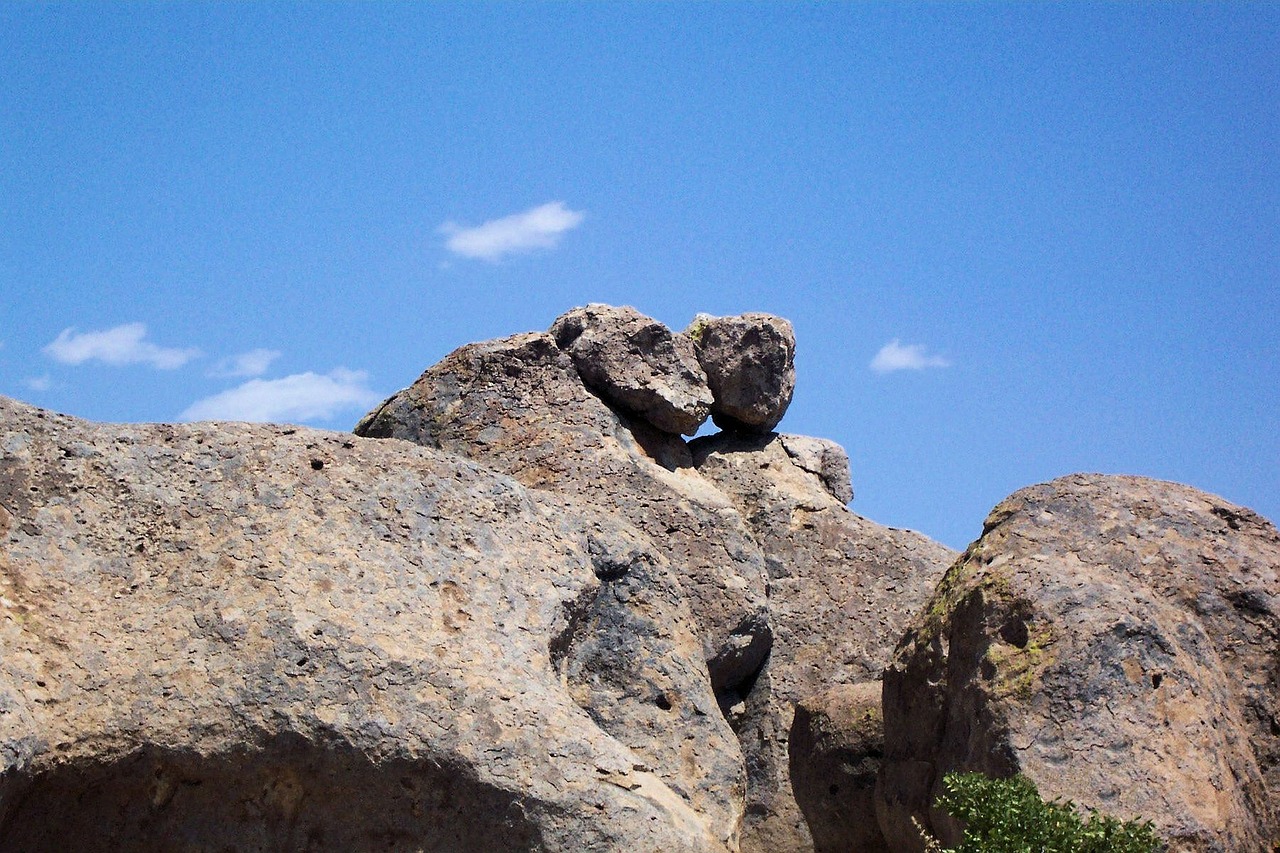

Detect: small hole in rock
[999, 616, 1029, 649]
[655, 694, 673, 711]
[310, 459, 324, 470]
[1151, 673, 1163, 689]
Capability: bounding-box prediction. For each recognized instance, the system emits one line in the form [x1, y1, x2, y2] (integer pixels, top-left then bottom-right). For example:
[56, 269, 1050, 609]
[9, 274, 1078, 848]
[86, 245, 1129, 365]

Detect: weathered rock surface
[12, 307, 1265, 853]
[687, 313, 796, 434]
[777, 434, 854, 505]
[550, 304, 713, 436]
[691, 433, 955, 852]
[355, 311, 955, 852]
[789, 682, 888, 853]
[879, 473, 1280, 852]
[355, 331, 773, 697]
[0, 396, 743, 851]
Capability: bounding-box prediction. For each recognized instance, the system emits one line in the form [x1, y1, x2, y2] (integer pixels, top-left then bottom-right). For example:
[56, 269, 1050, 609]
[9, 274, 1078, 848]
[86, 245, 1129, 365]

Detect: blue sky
[2, 3, 1276, 549]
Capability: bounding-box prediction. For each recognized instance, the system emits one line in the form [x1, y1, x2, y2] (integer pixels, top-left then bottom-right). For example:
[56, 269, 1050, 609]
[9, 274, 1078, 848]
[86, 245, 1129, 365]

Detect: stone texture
[878, 473, 1280, 853]
[778, 434, 853, 505]
[789, 682, 889, 853]
[0, 396, 742, 852]
[690, 433, 955, 853]
[550, 304, 713, 436]
[687, 313, 796, 434]
[355, 332, 772, 699]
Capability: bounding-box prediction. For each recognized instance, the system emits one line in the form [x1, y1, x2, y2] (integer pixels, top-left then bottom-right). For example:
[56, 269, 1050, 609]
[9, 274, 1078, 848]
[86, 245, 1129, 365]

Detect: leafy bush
[925, 771, 1161, 853]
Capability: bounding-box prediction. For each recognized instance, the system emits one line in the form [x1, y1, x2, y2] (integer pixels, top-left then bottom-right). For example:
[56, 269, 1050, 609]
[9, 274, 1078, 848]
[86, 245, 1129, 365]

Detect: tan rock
[550, 304, 713, 436]
[690, 433, 955, 852]
[878, 473, 1280, 852]
[0, 396, 741, 851]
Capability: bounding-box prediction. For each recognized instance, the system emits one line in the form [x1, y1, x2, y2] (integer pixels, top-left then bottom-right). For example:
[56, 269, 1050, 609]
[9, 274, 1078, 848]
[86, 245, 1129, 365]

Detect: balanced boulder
[687, 313, 796, 433]
[550, 304, 713, 436]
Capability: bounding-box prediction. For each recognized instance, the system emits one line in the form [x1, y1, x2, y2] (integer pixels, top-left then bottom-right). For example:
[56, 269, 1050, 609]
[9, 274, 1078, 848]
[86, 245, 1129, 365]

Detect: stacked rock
[548, 304, 796, 438]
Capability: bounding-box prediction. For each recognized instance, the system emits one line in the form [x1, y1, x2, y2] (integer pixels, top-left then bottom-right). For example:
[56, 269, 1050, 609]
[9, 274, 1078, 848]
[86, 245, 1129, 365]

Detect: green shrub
[926, 771, 1161, 853]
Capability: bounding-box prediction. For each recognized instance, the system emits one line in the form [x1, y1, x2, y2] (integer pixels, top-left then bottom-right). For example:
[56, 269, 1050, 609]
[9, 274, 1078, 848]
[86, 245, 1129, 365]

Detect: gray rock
[690, 432, 955, 852]
[687, 313, 796, 433]
[0, 396, 741, 852]
[550, 304, 713, 436]
[878, 474, 1280, 853]
[789, 682, 890, 853]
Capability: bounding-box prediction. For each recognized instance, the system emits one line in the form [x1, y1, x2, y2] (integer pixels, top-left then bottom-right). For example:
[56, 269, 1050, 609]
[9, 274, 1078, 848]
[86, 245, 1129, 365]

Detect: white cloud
[870, 339, 952, 374]
[43, 323, 200, 370]
[441, 201, 585, 261]
[180, 368, 380, 424]
[24, 375, 52, 392]
[208, 348, 282, 378]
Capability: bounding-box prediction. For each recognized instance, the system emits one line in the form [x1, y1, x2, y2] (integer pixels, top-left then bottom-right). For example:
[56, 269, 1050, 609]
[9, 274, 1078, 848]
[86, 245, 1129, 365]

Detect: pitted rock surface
[687, 313, 796, 434]
[690, 432, 954, 853]
[0, 396, 742, 852]
[878, 473, 1280, 853]
[550, 304, 713, 436]
[355, 331, 772, 696]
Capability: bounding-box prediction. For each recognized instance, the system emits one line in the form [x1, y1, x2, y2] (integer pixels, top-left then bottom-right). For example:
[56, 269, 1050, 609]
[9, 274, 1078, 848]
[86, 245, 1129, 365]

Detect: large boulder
[550, 304, 713, 436]
[355, 331, 772, 699]
[878, 474, 1280, 852]
[691, 432, 955, 852]
[0, 396, 742, 852]
[687, 313, 796, 434]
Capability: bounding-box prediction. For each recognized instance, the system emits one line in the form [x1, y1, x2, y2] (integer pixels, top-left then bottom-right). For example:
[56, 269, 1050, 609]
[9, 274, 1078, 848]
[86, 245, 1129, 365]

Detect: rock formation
[355, 307, 955, 851]
[878, 473, 1280, 852]
[0, 397, 741, 851]
[3, 305, 1274, 853]
[690, 432, 953, 850]
[789, 682, 887, 853]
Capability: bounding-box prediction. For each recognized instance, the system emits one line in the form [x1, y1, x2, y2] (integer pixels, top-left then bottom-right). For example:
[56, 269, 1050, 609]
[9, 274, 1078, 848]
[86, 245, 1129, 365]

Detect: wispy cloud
[870, 339, 951, 374]
[24, 375, 52, 392]
[441, 201, 584, 261]
[180, 368, 379, 423]
[208, 348, 282, 379]
[43, 323, 200, 370]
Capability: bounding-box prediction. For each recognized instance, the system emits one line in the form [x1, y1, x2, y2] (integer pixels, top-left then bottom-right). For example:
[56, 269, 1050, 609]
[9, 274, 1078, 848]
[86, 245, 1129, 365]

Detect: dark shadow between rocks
[0, 734, 540, 853]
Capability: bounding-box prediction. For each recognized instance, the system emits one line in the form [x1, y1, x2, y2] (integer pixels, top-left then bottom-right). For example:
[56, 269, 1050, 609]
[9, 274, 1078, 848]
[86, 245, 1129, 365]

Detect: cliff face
[1, 306, 1275, 852]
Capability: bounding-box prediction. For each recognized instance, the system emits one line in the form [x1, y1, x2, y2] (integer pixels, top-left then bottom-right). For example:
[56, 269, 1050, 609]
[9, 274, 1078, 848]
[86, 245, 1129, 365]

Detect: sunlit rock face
[7, 306, 1267, 853]
[878, 473, 1280, 853]
[356, 305, 954, 853]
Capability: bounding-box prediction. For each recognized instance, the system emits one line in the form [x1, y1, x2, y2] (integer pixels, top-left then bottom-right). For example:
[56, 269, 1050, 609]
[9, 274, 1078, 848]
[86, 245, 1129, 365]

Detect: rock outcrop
[691, 433, 954, 851]
[0, 396, 742, 851]
[355, 306, 955, 852]
[878, 473, 1280, 852]
[7, 305, 1269, 853]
